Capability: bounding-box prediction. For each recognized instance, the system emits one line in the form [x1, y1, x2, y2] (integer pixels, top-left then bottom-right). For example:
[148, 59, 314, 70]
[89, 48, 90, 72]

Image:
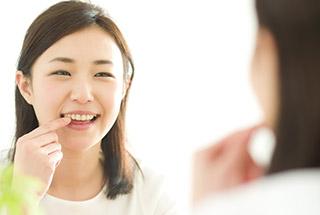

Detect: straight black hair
[12, 0, 138, 199]
[256, 0, 320, 173]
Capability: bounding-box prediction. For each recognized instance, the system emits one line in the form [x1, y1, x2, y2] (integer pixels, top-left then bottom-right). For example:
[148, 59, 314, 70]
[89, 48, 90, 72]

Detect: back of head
[256, 0, 320, 173]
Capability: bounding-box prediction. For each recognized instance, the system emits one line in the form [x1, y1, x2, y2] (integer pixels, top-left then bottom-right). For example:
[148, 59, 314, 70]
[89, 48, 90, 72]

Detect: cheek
[95, 84, 124, 136]
[32, 81, 67, 123]
[251, 61, 268, 110]
[250, 53, 278, 127]
[251, 55, 262, 102]
[99, 84, 123, 114]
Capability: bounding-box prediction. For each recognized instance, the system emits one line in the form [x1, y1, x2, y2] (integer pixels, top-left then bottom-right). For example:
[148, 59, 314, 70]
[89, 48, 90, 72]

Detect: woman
[193, 0, 320, 214]
[10, 1, 176, 214]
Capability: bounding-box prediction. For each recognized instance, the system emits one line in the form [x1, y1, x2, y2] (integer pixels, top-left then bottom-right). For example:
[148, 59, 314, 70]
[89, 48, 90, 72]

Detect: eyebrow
[49, 57, 113, 65]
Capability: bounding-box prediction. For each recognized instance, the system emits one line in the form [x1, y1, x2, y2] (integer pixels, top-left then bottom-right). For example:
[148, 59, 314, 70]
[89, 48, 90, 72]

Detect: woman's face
[17, 25, 125, 151]
[251, 28, 279, 129]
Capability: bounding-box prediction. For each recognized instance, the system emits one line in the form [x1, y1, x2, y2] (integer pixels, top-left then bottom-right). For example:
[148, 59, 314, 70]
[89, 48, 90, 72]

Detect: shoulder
[133, 165, 168, 197]
[194, 169, 320, 215]
[132, 164, 178, 215]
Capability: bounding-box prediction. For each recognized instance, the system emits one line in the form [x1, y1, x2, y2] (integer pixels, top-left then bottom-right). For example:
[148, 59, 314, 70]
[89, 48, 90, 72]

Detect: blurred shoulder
[194, 169, 320, 215]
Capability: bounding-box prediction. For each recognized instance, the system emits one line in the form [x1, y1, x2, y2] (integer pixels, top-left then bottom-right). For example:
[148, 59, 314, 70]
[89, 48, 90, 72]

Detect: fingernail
[62, 117, 71, 123]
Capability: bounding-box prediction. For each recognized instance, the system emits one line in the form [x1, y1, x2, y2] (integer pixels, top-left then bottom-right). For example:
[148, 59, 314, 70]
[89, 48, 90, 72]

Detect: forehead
[34, 25, 122, 65]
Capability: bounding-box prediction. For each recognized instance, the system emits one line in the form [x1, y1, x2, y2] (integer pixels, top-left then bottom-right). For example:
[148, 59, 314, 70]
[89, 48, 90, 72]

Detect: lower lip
[66, 119, 97, 131]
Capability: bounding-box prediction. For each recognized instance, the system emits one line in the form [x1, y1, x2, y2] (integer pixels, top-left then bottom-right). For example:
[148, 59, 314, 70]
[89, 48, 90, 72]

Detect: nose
[70, 80, 94, 104]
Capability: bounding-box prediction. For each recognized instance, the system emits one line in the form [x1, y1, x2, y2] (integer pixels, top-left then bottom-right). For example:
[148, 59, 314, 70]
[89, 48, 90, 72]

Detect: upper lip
[60, 111, 100, 117]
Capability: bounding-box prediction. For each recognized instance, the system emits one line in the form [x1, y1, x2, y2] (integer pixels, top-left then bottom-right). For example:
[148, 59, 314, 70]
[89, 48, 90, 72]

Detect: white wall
[0, 0, 260, 213]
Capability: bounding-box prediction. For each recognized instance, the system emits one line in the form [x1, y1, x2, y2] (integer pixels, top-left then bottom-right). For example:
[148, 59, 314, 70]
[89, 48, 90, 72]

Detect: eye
[51, 70, 71, 76]
[94, 72, 115, 78]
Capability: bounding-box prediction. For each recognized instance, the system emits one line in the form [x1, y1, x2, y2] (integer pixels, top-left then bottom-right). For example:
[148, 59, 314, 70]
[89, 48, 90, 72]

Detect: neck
[48, 144, 106, 201]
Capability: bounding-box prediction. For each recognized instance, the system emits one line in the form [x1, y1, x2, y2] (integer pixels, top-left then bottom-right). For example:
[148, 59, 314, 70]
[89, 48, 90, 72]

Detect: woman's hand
[192, 125, 264, 204]
[13, 117, 71, 202]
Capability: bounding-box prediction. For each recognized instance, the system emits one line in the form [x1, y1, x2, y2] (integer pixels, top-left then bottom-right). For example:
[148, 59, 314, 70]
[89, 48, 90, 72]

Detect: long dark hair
[256, 0, 320, 173]
[12, 0, 137, 199]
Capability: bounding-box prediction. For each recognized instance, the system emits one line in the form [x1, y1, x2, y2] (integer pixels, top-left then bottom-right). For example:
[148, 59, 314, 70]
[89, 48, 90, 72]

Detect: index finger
[222, 124, 265, 147]
[203, 124, 265, 159]
[23, 117, 71, 140]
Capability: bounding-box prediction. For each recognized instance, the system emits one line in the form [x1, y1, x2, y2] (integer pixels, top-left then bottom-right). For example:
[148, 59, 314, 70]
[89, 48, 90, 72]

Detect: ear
[16, 71, 33, 105]
[121, 83, 128, 100]
[121, 78, 131, 100]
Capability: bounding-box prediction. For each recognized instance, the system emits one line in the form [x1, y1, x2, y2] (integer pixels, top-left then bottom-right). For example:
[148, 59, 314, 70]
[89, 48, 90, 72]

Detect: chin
[59, 135, 100, 151]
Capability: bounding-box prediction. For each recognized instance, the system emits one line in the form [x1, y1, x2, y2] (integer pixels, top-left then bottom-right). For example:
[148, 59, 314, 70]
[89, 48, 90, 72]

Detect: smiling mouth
[60, 113, 100, 122]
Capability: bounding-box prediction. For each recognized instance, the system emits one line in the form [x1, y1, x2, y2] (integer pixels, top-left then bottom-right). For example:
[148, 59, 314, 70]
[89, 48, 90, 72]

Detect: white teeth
[81, 115, 86, 121]
[63, 113, 96, 121]
[76, 114, 81, 120]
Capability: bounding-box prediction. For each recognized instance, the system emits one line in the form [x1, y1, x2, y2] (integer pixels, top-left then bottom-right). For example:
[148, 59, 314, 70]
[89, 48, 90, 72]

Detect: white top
[40, 167, 177, 215]
[193, 168, 320, 215]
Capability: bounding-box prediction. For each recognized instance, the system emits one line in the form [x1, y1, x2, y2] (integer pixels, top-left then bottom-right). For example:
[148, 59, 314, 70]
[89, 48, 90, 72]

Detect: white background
[0, 0, 261, 213]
